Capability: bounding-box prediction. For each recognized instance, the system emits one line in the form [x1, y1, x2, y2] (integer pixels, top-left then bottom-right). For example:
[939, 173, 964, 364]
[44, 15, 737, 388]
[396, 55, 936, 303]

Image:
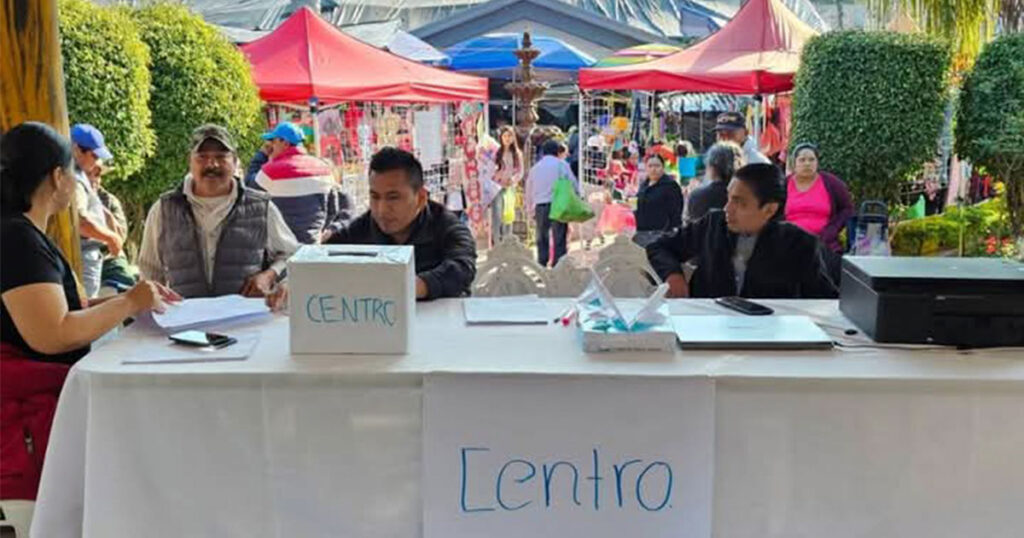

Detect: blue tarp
[443, 33, 595, 79]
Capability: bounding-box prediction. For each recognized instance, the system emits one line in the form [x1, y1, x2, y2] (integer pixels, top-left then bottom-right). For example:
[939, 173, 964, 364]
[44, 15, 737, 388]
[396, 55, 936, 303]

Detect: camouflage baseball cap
[190, 124, 237, 153]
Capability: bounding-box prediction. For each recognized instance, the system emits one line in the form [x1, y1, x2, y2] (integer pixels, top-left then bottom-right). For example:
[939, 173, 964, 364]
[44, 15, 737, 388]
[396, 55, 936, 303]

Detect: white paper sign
[414, 106, 444, 167]
[287, 244, 414, 354]
[423, 374, 715, 538]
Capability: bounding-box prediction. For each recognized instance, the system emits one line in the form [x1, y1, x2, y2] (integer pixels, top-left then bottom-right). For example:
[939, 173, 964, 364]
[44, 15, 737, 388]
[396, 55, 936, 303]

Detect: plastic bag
[549, 176, 595, 223]
[501, 187, 516, 225]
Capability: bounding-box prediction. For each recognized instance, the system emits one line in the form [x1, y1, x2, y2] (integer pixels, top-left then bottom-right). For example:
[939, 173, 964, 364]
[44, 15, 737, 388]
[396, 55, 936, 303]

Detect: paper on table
[121, 331, 260, 365]
[151, 294, 270, 333]
[463, 295, 550, 325]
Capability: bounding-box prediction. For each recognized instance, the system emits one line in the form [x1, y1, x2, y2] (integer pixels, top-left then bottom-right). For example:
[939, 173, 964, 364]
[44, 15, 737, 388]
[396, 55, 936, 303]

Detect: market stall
[576, 0, 817, 188]
[241, 7, 491, 238]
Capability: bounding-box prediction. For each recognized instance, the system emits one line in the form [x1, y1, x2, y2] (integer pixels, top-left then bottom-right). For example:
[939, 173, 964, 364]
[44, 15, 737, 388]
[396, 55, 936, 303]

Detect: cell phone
[714, 296, 774, 316]
[169, 330, 237, 349]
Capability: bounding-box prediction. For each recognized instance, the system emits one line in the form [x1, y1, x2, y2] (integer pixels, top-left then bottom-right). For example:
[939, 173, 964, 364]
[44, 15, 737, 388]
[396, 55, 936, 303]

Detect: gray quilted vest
[158, 181, 270, 298]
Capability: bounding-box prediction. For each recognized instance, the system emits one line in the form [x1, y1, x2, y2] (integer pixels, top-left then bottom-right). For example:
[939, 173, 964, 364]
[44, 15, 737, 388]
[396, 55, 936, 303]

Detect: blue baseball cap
[261, 122, 305, 145]
[70, 124, 113, 160]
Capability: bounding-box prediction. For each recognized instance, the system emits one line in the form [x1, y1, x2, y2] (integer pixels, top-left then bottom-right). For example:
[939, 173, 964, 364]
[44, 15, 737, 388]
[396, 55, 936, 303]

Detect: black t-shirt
[1, 215, 89, 364]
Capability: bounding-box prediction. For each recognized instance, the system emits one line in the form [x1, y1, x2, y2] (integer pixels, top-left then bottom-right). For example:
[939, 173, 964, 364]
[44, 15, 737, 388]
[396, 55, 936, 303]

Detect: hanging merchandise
[446, 153, 467, 213]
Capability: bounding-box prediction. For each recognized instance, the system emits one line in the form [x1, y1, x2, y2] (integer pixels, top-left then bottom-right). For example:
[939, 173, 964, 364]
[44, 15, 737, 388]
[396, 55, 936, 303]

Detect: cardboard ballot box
[288, 244, 415, 354]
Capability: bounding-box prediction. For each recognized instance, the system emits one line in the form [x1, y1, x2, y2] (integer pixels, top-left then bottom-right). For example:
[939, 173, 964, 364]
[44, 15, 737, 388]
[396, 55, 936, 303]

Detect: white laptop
[671, 315, 834, 350]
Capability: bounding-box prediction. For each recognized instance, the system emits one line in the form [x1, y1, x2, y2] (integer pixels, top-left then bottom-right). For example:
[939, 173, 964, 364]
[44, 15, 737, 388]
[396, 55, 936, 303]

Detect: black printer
[840, 256, 1024, 347]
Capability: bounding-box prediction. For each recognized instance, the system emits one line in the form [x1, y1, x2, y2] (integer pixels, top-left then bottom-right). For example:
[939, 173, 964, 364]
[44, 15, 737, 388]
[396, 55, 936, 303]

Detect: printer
[840, 256, 1024, 347]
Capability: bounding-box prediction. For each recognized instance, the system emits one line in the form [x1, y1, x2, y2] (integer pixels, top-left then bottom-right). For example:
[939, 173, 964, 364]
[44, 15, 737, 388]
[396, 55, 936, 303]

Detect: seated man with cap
[70, 124, 124, 298]
[265, 147, 476, 310]
[251, 122, 351, 244]
[714, 112, 770, 165]
[138, 124, 299, 300]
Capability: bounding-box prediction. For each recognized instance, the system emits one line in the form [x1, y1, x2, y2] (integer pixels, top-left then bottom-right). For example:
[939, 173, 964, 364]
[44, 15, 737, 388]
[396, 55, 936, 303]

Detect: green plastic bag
[501, 187, 516, 225]
[905, 194, 926, 220]
[549, 176, 594, 223]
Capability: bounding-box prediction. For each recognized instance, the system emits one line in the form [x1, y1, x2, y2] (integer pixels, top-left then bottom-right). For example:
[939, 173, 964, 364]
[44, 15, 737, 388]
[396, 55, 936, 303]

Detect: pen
[553, 305, 573, 323]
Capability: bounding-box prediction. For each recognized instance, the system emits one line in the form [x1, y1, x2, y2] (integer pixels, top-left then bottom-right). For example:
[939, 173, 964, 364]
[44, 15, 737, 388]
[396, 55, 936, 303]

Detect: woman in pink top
[491, 126, 523, 246]
[785, 143, 854, 253]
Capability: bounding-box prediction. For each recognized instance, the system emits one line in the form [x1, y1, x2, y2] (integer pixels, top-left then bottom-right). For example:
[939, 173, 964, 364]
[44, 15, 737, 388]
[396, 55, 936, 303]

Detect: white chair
[548, 255, 589, 297]
[0, 500, 34, 538]
[592, 234, 662, 297]
[472, 236, 549, 297]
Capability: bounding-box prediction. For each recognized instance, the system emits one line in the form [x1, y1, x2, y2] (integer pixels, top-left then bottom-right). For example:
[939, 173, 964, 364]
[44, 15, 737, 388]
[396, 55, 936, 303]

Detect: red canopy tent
[577, 0, 818, 94]
[240, 7, 487, 104]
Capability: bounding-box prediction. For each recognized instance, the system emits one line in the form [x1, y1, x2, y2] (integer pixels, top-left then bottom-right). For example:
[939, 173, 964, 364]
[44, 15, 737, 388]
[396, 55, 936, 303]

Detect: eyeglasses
[193, 152, 233, 163]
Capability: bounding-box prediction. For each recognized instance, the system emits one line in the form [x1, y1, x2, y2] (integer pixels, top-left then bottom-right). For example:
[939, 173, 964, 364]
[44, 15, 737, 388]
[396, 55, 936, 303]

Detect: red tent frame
[240, 7, 487, 105]
[577, 0, 818, 95]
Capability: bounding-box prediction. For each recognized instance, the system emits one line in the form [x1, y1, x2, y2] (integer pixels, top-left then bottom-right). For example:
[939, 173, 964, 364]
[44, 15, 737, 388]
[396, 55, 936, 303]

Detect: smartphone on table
[169, 330, 237, 349]
[714, 296, 774, 316]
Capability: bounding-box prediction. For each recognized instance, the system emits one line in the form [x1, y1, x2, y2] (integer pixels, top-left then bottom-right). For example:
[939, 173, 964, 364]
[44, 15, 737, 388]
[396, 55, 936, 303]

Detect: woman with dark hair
[647, 163, 836, 299]
[1, 122, 179, 364]
[785, 143, 854, 254]
[686, 141, 742, 222]
[490, 126, 522, 245]
[633, 153, 684, 247]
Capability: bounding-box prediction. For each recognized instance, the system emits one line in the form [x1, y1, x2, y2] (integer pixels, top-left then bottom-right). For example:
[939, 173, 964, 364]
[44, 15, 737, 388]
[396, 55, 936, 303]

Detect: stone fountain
[505, 32, 549, 165]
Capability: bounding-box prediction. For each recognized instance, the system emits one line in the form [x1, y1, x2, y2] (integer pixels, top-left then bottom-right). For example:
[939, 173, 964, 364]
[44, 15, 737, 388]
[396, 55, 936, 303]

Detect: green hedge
[955, 33, 1024, 236]
[59, 0, 154, 182]
[129, 3, 263, 209]
[791, 31, 950, 206]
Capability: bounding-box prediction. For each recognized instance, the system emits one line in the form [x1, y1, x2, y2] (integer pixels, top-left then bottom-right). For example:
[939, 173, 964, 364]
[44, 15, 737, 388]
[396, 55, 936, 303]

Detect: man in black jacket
[647, 163, 836, 299]
[265, 148, 476, 309]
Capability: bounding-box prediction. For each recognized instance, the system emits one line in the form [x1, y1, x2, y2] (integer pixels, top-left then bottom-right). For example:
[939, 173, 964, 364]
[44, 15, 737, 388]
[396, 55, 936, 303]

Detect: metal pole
[310, 97, 321, 157]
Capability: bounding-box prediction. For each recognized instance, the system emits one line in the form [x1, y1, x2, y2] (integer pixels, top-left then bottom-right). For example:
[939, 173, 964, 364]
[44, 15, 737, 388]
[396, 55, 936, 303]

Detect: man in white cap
[70, 124, 123, 298]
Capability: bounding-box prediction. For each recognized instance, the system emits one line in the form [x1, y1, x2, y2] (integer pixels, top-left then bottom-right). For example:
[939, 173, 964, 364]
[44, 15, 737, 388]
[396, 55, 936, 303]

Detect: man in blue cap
[70, 124, 124, 298]
[251, 121, 350, 244]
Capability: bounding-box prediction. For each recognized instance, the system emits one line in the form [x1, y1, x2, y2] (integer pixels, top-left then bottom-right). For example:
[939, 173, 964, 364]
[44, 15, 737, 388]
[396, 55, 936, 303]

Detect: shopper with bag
[525, 140, 585, 267]
[490, 126, 523, 246]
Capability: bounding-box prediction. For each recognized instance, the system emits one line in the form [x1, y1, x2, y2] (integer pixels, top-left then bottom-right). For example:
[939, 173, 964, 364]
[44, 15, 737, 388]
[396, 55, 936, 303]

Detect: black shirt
[646, 210, 837, 299]
[1, 215, 89, 364]
[635, 175, 684, 232]
[326, 201, 477, 300]
[686, 180, 728, 223]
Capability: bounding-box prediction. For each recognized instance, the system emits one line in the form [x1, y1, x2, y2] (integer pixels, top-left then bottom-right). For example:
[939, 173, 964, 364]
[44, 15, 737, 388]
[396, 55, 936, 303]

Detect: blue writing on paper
[613, 459, 642, 508]
[496, 459, 535, 511]
[636, 461, 673, 511]
[460, 447, 496, 513]
[457, 448, 674, 515]
[303, 294, 397, 327]
[542, 461, 582, 508]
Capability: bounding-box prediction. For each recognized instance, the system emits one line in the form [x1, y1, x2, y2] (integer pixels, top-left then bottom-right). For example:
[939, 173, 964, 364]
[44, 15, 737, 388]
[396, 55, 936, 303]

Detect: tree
[791, 31, 951, 206]
[956, 33, 1024, 237]
[127, 3, 262, 229]
[59, 0, 154, 183]
[861, 0, 997, 67]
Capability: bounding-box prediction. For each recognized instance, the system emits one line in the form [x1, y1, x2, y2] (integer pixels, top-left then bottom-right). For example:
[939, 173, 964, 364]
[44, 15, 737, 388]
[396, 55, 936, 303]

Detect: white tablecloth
[31, 300, 1024, 537]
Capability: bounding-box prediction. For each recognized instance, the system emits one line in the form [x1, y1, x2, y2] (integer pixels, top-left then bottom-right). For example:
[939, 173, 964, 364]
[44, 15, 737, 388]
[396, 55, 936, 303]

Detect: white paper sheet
[463, 295, 551, 325]
[414, 106, 444, 167]
[423, 374, 716, 538]
[151, 294, 270, 333]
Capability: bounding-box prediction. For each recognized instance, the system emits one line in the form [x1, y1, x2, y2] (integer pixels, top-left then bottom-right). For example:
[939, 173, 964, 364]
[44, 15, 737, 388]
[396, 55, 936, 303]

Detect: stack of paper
[151, 295, 271, 333]
[463, 295, 550, 325]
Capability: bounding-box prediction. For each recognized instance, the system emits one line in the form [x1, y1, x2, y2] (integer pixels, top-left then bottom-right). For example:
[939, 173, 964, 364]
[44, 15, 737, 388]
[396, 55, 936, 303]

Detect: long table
[31, 300, 1024, 537]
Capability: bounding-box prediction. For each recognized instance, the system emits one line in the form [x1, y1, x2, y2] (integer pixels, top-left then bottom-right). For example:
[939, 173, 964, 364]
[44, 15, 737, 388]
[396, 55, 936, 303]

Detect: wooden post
[1, 0, 82, 276]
